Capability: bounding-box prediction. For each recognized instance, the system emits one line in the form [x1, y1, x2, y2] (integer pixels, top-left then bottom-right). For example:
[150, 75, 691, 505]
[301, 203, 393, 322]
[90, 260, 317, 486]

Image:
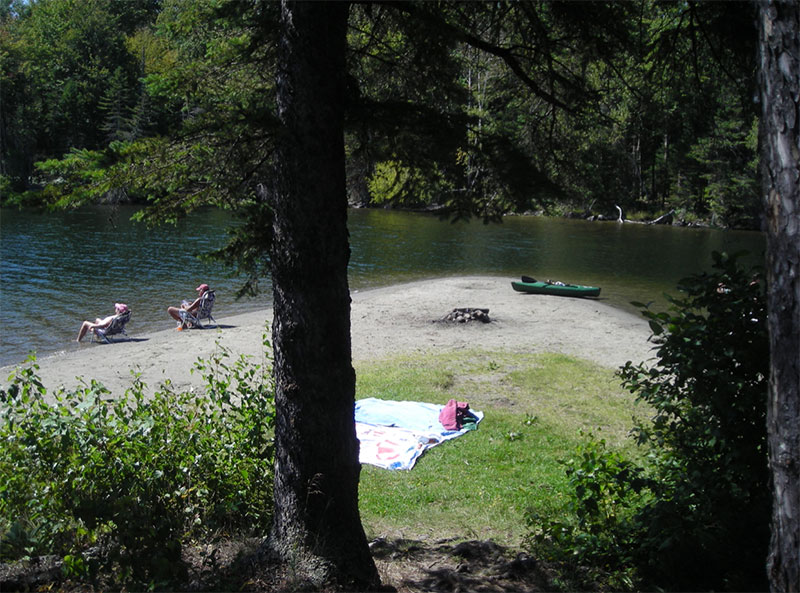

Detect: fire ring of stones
[438, 308, 491, 324]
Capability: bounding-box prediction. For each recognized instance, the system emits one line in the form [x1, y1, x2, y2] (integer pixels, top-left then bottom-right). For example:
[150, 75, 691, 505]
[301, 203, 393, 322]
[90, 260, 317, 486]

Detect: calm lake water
[0, 206, 765, 367]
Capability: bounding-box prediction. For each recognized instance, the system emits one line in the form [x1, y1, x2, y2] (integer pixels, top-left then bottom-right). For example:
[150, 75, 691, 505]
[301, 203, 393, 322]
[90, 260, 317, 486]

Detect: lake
[0, 206, 765, 367]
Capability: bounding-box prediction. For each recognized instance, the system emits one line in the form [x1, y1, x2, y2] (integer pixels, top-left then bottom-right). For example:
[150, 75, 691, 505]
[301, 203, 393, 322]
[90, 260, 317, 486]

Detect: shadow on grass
[370, 538, 553, 592]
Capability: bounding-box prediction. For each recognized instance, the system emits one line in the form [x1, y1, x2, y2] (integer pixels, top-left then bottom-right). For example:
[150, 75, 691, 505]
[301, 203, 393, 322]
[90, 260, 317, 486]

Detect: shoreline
[1, 276, 655, 397]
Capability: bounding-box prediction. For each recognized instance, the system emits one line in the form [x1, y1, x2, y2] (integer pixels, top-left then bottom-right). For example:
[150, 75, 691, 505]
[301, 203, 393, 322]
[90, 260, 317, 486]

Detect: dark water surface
[0, 206, 765, 367]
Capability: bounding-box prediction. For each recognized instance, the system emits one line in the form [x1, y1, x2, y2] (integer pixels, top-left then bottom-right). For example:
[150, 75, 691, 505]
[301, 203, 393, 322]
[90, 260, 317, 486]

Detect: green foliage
[34, 146, 121, 207]
[367, 160, 449, 208]
[529, 253, 770, 591]
[619, 251, 769, 591]
[685, 106, 760, 228]
[5, 0, 762, 225]
[0, 0, 159, 194]
[0, 335, 275, 588]
[527, 435, 647, 591]
[352, 1, 760, 223]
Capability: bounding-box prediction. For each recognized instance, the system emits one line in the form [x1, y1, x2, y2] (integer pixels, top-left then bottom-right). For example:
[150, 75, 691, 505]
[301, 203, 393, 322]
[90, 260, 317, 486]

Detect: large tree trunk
[758, 2, 800, 590]
[268, 1, 381, 589]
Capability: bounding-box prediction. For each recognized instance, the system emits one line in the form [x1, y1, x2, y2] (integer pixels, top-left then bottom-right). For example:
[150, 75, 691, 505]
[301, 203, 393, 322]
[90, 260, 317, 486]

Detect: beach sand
[1, 276, 655, 396]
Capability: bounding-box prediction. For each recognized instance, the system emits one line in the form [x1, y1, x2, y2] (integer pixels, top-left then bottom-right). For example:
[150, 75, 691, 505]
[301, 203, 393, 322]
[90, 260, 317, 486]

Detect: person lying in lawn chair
[77, 302, 129, 342]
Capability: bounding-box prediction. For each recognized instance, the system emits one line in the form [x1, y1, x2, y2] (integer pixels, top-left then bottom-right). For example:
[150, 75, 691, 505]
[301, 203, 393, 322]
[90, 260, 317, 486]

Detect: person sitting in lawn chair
[168, 283, 216, 330]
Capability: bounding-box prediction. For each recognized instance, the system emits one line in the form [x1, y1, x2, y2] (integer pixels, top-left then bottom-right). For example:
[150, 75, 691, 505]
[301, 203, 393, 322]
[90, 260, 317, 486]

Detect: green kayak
[511, 277, 601, 298]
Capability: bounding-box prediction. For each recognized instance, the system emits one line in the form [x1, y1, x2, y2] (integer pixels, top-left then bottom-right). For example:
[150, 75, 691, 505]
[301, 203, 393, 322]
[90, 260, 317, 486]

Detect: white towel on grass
[355, 397, 483, 470]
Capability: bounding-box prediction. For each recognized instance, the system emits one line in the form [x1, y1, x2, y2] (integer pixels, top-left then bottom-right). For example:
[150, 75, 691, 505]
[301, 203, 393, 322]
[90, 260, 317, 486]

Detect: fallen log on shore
[609, 205, 676, 225]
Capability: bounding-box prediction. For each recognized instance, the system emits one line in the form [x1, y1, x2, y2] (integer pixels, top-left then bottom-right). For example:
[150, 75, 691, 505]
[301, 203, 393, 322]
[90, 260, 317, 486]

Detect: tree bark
[268, 1, 381, 589]
[758, 2, 800, 590]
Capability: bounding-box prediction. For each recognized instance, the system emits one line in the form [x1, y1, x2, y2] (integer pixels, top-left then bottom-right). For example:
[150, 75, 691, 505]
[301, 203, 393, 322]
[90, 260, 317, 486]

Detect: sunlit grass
[355, 350, 650, 547]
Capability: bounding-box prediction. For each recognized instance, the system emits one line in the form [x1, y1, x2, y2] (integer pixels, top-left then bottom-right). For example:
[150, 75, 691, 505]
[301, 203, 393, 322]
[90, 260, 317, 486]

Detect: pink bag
[439, 398, 471, 430]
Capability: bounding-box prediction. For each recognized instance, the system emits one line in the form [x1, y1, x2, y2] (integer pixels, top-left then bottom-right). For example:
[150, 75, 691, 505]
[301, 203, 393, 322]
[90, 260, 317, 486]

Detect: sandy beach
[1, 276, 655, 396]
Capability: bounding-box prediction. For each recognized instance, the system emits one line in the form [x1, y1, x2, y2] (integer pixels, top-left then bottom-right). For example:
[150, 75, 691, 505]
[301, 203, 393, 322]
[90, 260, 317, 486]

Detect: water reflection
[347, 209, 765, 303]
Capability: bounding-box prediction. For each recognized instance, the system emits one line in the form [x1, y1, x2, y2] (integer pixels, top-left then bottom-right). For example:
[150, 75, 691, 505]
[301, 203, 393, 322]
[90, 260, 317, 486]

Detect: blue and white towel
[355, 397, 483, 470]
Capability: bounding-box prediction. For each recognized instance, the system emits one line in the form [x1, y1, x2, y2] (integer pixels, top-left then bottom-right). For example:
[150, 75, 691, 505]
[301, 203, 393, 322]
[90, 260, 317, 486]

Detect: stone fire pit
[438, 308, 491, 323]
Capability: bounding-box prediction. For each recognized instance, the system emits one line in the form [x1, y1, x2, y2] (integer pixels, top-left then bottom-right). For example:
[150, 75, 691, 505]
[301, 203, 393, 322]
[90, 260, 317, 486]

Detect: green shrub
[529, 252, 770, 592]
[620, 251, 769, 591]
[527, 434, 648, 591]
[0, 335, 275, 588]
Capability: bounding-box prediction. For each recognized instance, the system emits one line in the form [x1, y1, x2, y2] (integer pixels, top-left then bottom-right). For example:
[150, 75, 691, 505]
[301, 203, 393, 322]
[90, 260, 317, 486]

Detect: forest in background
[1, 0, 763, 229]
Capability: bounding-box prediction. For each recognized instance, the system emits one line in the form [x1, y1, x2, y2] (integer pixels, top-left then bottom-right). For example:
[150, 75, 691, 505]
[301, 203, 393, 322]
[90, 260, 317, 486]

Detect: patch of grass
[504, 353, 648, 451]
[355, 350, 648, 547]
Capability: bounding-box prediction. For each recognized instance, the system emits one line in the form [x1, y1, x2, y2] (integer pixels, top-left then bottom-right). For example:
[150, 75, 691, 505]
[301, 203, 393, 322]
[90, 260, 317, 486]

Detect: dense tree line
[1, 0, 762, 228]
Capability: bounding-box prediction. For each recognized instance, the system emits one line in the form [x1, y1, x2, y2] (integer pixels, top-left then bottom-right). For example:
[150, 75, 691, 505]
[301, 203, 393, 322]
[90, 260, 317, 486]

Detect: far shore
[1, 276, 655, 397]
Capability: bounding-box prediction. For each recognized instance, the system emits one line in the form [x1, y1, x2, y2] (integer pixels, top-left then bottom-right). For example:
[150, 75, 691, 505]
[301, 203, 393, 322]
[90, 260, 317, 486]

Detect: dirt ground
[0, 536, 558, 592]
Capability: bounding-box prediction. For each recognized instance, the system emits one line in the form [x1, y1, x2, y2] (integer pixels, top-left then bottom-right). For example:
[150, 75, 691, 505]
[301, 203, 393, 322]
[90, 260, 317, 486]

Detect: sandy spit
[1, 276, 655, 397]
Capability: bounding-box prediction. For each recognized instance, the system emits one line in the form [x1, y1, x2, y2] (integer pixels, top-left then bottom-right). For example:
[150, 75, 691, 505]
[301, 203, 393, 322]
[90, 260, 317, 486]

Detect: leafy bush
[529, 252, 770, 591]
[527, 434, 648, 591]
[0, 335, 275, 587]
[620, 251, 769, 591]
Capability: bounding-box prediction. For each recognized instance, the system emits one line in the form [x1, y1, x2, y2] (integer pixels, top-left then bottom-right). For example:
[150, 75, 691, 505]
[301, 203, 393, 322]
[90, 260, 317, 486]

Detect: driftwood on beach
[611, 205, 675, 225]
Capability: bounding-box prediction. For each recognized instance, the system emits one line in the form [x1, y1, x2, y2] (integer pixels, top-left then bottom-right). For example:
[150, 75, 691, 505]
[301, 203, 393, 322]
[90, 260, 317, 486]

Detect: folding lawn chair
[179, 290, 216, 329]
[91, 310, 132, 343]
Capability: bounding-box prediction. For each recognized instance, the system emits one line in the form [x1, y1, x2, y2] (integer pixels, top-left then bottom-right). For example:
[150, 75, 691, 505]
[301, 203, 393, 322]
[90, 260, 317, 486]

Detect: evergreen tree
[99, 67, 134, 143]
[758, 1, 800, 588]
[267, 4, 380, 586]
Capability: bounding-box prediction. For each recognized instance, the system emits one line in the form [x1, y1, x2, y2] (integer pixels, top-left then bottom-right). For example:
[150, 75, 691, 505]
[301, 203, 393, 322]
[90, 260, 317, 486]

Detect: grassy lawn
[355, 350, 650, 548]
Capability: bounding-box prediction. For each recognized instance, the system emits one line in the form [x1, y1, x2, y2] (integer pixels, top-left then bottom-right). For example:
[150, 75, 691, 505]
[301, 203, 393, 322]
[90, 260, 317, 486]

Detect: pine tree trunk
[268, 1, 381, 588]
[758, 2, 800, 590]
